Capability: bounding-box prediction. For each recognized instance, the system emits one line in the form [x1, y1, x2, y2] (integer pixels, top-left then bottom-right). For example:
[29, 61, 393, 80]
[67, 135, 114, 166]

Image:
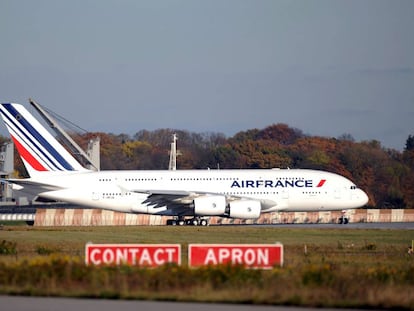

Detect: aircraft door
[334, 188, 341, 199]
[92, 191, 100, 201]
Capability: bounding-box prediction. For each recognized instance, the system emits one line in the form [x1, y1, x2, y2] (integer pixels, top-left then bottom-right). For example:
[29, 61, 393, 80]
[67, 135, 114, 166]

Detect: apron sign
[85, 243, 181, 267]
[188, 244, 283, 269]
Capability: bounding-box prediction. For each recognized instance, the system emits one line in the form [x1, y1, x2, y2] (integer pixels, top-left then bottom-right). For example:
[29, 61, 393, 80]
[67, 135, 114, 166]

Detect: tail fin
[0, 103, 87, 176]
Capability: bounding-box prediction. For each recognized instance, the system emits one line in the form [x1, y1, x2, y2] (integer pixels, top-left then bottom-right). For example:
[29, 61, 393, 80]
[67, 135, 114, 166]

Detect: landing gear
[199, 219, 209, 226]
[187, 218, 199, 226]
[166, 219, 175, 225]
[338, 216, 349, 224]
[166, 217, 209, 226]
[166, 217, 185, 226]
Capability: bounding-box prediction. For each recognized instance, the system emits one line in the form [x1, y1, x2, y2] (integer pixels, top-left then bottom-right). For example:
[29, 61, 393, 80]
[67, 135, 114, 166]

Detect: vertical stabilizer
[0, 103, 88, 177]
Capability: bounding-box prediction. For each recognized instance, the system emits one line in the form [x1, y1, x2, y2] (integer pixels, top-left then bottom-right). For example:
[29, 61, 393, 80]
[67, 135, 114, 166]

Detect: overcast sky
[1, 0, 413, 150]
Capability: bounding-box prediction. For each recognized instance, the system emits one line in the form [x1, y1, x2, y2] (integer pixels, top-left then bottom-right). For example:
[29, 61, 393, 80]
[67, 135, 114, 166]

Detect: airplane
[0, 102, 369, 225]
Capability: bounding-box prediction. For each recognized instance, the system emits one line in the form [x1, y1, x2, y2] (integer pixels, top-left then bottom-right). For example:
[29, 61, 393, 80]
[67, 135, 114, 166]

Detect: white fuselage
[34, 168, 369, 216]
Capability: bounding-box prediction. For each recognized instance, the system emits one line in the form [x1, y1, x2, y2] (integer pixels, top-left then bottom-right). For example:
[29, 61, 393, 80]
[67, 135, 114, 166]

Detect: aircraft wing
[130, 189, 196, 197]
[130, 188, 209, 212]
[128, 188, 279, 218]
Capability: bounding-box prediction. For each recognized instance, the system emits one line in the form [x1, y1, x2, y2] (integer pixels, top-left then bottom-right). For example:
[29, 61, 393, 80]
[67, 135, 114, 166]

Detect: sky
[1, 0, 413, 150]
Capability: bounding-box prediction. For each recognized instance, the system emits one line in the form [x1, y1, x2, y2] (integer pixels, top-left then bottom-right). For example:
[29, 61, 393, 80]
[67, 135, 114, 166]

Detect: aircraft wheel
[200, 219, 209, 226]
[338, 216, 349, 224]
[178, 219, 185, 226]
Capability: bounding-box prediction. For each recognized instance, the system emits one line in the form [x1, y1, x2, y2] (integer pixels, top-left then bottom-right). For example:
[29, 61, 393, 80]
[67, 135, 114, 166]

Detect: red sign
[188, 244, 283, 269]
[85, 244, 181, 267]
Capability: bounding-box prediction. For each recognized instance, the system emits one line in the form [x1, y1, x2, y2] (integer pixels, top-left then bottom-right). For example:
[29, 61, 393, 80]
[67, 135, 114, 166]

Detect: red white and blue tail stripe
[0, 103, 87, 175]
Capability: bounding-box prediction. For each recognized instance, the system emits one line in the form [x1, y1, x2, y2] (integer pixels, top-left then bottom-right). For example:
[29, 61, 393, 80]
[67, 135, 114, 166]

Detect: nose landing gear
[338, 215, 349, 224]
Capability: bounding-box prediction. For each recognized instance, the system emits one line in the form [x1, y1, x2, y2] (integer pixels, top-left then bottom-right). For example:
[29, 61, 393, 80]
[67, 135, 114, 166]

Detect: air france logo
[231, 179, 326, 189]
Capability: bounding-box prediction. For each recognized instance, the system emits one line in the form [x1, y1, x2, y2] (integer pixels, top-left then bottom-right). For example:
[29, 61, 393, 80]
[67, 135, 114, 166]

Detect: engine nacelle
[194, 196, 226, 216]
[228, 200, 261, 219]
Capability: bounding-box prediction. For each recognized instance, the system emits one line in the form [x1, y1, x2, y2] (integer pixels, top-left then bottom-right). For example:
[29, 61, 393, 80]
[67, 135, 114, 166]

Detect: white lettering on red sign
[189, 244, 283, 269]
[85, 244, 181, 267]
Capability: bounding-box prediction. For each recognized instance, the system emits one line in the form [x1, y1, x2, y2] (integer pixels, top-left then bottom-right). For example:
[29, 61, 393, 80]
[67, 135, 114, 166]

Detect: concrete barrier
[32, 209, 414, 226]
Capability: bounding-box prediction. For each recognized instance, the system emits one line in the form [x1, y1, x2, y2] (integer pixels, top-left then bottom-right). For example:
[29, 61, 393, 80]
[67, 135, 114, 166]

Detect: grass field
[0, 225, 414, 309]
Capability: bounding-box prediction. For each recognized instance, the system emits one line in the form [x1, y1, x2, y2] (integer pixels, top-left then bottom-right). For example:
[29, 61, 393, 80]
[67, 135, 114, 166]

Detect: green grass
[0, 225, 413, 309]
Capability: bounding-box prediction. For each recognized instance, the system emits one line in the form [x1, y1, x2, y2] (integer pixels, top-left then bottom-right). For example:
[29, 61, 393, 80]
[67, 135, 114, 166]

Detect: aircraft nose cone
[359, 190, 369, 206]
[352, 189, 369, 208]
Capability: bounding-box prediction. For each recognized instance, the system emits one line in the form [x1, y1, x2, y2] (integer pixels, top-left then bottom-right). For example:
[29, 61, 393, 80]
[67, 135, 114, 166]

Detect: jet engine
[228, 200, 261, 219]
[194, 195, 226, 216]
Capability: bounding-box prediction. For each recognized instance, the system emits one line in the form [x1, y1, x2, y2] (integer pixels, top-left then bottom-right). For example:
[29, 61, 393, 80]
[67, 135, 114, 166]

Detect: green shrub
[35, 245, 58, 255]
[0, 240, 17, 255]
[363, 242, 377, 250]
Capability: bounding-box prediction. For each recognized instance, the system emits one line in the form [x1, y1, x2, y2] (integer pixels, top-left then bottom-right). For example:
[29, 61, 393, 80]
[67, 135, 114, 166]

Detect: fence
[32, 209, 414, 226]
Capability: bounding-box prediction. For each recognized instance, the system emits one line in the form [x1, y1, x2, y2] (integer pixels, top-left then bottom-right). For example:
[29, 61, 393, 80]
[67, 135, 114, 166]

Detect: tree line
[3, 124, 414, 209]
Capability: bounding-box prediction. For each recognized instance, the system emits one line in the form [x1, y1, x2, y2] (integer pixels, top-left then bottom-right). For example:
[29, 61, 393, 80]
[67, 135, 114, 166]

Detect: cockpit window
[350, 185, 357, 190]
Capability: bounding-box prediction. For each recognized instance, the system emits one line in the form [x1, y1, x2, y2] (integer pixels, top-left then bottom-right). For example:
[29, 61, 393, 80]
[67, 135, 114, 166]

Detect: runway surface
[256, 222, 414, 230]
[0, 296, 379, 311]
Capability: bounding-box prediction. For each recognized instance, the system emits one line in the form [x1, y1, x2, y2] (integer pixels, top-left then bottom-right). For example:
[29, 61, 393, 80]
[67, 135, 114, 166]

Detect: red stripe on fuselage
[11, 135, 48, 171]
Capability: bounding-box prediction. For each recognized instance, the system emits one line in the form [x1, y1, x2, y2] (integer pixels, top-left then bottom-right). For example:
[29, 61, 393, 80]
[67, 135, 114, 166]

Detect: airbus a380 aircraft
[0, 103, 369, 225]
